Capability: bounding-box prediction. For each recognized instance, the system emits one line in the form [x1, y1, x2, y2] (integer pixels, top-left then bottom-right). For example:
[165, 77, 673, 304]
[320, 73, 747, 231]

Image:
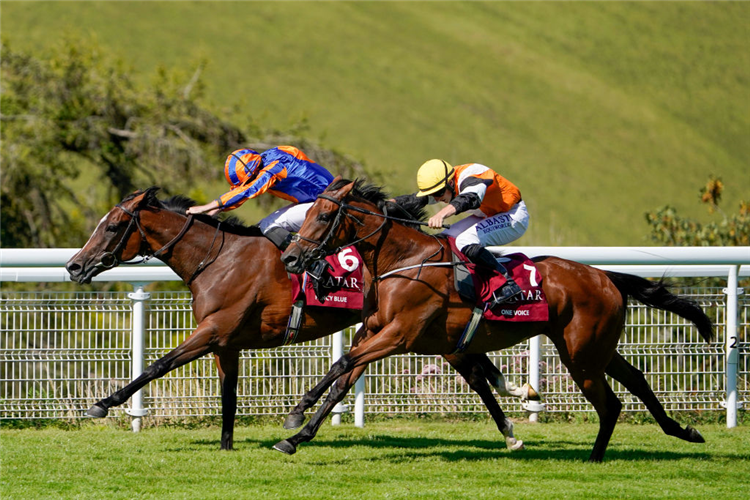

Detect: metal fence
[1, 286, 746, 422]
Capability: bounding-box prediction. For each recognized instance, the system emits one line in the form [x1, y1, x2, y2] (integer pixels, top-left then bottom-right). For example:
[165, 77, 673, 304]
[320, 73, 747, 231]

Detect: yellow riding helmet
[416, 159, 454, 197]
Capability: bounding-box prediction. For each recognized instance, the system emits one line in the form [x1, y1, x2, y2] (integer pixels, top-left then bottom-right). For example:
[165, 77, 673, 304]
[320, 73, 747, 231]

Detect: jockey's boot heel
[490, 278, 523, 306]
[462, 244, 523, 307]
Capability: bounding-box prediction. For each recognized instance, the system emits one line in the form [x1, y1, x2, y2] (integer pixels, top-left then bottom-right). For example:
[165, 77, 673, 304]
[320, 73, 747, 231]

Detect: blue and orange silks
[216, 146, 334, 210]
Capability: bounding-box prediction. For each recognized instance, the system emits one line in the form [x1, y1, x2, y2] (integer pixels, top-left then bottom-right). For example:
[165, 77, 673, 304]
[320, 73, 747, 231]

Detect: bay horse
[66, 187, 536, 450]
[277, 178, 714, 462]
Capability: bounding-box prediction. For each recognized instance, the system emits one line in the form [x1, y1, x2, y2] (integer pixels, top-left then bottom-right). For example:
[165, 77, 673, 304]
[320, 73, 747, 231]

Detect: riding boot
[462, 244, 523, 306]
[264, 227, 294, 251]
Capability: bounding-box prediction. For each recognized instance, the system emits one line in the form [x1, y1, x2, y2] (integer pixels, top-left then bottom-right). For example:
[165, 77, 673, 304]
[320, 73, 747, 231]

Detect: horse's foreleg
[215, 350, 240, 451]
[606, 352, 704, 443]
[86, 324, 216, 418]
[444, 353, 523, 451]
[275, 364, 366, 455]
[282, 355, 353, 429]
[275, 329, 406, 454]
[284, 323, 372, 430]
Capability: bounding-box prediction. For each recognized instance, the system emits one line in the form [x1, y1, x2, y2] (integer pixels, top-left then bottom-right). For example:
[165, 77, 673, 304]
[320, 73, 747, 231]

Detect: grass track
[2, 421, 749, 499]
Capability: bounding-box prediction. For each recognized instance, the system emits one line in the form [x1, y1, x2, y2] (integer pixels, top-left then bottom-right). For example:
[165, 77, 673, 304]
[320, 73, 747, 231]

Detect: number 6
[338, 248, 360, 272]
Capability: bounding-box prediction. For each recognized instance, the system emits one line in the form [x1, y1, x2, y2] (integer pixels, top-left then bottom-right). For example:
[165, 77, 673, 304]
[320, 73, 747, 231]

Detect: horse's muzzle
[65, 259, 101, 284]
[280, 247, 308, 275]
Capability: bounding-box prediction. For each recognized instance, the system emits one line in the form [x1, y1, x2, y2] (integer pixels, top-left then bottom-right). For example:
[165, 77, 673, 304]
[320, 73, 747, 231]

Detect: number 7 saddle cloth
[449, 239, 549, 322]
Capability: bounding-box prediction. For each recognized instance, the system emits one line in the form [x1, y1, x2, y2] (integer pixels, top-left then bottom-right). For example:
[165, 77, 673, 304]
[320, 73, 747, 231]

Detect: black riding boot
[462, 244, 523, 306]
[264, 227, 294, 251]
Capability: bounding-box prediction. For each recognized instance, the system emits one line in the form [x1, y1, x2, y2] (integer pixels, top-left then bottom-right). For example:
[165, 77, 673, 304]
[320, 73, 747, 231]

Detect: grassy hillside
[3, 2, 748, 245]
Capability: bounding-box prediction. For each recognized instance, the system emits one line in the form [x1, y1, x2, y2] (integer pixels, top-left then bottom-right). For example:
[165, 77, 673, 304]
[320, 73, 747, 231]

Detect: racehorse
[277, 178, 714, 462]
[66, 187, 536, 450]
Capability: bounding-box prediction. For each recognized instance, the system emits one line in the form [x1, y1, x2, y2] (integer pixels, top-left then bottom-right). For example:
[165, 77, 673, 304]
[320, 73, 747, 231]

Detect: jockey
[397, 159, 529, 305]
[187, 146, 334, 254]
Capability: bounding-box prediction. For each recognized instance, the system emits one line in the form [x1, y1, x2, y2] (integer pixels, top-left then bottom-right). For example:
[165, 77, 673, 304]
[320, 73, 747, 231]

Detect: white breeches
[442, 201, 530, 252]
[258, 202, 314, 234]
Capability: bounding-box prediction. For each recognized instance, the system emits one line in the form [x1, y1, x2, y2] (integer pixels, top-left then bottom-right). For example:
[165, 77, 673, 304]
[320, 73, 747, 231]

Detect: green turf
[2, 2, 748, 245]
[2, 421, 749, 499]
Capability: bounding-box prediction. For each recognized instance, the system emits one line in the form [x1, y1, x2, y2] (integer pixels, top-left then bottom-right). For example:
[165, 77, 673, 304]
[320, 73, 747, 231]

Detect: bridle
[292, 193, 453, 278]
[95, 204, 221, 284]
[292, 193, 397, 261]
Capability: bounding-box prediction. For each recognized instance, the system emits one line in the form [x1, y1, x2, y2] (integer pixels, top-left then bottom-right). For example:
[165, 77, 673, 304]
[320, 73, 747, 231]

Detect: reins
[294, 192, 455, 281]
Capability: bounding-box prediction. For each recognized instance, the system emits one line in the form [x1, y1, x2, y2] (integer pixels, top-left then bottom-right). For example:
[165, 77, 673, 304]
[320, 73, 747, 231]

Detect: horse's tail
[605, 271, 714, 343]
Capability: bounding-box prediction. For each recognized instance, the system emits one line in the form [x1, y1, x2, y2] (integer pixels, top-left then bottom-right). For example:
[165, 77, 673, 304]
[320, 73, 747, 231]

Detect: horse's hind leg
[444, 353, 524, 451]
[606, 352, 704, 443]
[569, 369, 623, 463]
[476, 354, 540, 401]
[86, 323, 215, 418]
[215, 350, 240, 451]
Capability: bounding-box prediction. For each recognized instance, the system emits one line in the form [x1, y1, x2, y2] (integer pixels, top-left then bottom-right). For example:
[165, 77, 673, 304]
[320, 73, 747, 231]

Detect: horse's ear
[136, 186, 161, 208]
[327, 175, 343, 189]
[123, 186, 161, 209]
[332, 181, 356, 200]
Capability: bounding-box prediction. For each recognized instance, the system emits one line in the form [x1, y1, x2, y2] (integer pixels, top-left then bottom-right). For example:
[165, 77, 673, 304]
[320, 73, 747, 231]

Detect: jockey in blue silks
[187, 146, 334, 251]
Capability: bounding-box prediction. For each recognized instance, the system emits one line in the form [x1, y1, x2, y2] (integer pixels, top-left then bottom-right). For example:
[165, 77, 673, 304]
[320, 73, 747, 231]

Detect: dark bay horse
[277, 178, 714, 462]
[66, 187, 535, 450]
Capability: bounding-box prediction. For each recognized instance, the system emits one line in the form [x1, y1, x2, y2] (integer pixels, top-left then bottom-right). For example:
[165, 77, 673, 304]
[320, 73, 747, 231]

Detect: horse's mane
[124, 187, 263, 237]
[327, 178, 428, 231]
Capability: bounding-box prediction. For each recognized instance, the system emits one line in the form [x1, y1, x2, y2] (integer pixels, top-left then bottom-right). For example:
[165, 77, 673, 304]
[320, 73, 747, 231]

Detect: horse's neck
[140, 210, 242, 282]
[357, 220, 447, 277]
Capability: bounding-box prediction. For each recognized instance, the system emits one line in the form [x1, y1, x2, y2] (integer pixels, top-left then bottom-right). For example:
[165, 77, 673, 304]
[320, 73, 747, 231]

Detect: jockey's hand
[428, 205, 456, 229]
[187, 202, 220, 216]
[428, 214, 445, 229]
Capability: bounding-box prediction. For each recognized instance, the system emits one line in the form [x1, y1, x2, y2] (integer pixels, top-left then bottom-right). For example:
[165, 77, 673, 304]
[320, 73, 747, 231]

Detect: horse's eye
[106, 224, 119, 233]
[317, 212, 332, 223]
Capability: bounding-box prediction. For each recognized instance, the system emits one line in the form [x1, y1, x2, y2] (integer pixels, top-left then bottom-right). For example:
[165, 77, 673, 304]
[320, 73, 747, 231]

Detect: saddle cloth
[290, 247, 364, 310]
[449, 239, 549, 322]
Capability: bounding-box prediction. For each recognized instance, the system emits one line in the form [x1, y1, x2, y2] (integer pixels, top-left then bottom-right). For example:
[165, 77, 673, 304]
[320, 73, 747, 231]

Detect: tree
[645, 176, 749, 246]
[1, 37, 371, 248]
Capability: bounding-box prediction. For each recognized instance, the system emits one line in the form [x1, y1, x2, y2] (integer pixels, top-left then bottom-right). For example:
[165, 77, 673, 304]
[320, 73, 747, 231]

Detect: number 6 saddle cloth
[289, 246, 364, 310]
[449, 238, 549, 323]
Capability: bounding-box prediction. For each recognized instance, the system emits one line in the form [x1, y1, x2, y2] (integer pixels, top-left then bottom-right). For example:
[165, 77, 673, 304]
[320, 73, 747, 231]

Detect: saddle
[451, 243, 549, 323]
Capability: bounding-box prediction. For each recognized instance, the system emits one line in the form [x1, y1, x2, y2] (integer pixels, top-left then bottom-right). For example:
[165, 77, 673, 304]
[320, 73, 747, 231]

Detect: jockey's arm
[210, 161, 285, 211]
[186, 201, 221, 216]
[428, 204, 457, 229]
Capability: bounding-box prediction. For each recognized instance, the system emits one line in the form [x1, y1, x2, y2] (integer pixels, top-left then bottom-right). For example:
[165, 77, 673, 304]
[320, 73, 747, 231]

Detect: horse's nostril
[66, 262, 81, 274]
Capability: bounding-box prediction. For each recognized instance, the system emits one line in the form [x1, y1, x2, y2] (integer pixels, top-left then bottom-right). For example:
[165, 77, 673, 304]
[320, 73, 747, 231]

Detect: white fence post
[724, 265, 741, 428]
[354, 323, 365, 428]
[525, 335, 546, 421]
[331, 329, 345, 426]
[125, 283, 150, 431]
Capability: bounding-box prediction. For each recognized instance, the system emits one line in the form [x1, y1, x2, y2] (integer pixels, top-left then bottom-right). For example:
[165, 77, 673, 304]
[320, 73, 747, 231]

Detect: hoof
[685, 425, 705, 443]
[86, 404, 108, 418]
[523, 383, 541, 401]
[273, 439, 297, 455]
[283, 413, 306, 430]
[507, 438, 525, 451]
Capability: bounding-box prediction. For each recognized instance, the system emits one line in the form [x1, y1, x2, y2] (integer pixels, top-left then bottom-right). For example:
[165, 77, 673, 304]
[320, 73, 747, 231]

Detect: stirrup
[490, 279, 523, 307]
